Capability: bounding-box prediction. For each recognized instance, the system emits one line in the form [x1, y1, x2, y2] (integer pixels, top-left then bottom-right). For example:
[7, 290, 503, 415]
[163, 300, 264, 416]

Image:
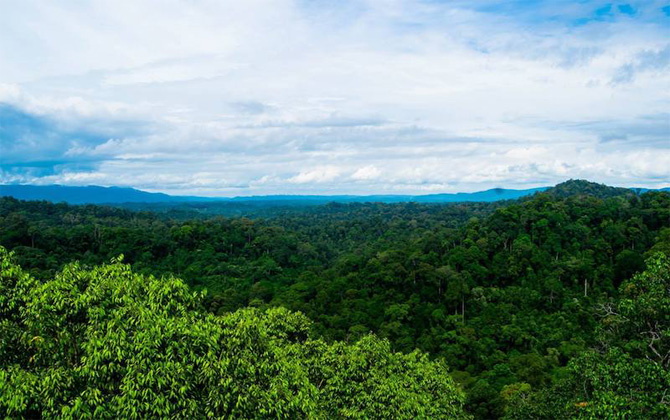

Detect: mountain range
[0, 181, 668, 206]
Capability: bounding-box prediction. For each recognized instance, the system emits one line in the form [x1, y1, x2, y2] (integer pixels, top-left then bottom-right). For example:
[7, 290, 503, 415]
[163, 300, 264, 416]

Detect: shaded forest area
[2, 180, 669, 418]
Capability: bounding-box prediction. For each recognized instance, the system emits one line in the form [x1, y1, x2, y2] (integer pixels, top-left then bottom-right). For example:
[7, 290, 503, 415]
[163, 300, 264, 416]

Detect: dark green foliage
[506, 255, 670, 418]
[1, 183, 669, 418]
[543, 179, 636, 200]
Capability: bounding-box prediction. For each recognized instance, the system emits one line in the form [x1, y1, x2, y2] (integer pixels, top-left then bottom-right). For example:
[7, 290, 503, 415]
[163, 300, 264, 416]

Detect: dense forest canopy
[0, 248, 469, 418]
[1, 180, 669, 418]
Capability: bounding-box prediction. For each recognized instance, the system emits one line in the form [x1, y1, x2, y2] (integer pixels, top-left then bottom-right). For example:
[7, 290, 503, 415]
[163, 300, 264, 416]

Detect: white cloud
[289, 167, 342, 184]
[1, 0, 669, 195]
[351, 165, 382, 181]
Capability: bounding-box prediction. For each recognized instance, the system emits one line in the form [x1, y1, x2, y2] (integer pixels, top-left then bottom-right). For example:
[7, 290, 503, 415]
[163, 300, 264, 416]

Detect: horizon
[1, 1, 669, 195]
[1, 179, 668, 200]
[4, 181, 552, 199]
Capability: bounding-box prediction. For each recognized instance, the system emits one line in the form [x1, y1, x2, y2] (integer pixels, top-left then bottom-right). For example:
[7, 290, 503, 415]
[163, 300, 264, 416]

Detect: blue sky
[0, 0, 668, 195]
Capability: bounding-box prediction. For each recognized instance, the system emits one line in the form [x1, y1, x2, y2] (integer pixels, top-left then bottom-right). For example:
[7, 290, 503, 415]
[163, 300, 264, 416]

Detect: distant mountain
[223, 187, 550, 204]
[0, 185, 214, 205]
[545, 179, 636, 199]
[1, 181, 667, 206]
[0, 184, 548, 205]
[630, 187, 670, 194]
[411, 187, 549, 203]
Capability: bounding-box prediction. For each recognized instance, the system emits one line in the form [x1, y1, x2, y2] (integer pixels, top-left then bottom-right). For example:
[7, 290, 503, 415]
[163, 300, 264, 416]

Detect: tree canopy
[505, 254, 670, 418]
[1, 181, 669, 418]
[0, 247, 469, 419]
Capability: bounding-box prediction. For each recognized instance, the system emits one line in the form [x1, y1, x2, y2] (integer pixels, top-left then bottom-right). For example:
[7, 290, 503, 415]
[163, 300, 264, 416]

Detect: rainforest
[1, 180, 669, 418]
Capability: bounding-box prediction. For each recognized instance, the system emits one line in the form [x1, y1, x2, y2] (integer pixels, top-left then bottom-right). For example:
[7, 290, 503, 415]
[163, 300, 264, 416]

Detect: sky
[0, 0, 669, 196]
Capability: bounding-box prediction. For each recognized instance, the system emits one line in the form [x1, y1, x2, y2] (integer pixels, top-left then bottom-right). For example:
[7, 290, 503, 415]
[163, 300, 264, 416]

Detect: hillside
[3, 182, 667, 211]
[545, 179, 637, 199]
[1, 184, 669, 418]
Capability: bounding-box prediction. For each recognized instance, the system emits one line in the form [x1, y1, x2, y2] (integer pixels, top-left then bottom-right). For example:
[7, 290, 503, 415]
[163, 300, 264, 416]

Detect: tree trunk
[461, 295, 465, 323]
[584, 278, 588, 297]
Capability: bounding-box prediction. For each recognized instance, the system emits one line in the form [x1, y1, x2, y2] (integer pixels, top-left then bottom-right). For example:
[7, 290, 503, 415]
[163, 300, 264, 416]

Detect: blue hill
[1, 182, 666, 206]
[0, 184, 549, 205]
[0, 185, 213, 204]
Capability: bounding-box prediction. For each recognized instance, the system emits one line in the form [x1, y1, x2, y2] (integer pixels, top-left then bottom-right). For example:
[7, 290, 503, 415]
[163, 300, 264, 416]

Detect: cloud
[611, 44, 670, 84]
[0, 104, 110, 167]
[289, 167, 342, 184]
[0, 0, 668, 194]
[230, 101, 275, 115]
[351, 165, 382, 181]
[637, 44, 670, 70]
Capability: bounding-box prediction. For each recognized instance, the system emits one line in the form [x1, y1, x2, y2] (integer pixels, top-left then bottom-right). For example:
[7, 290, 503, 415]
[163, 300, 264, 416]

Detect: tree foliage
[506, 254, 670, 418]
[0, 247, 468, 419]
[1, 181, 669, 418]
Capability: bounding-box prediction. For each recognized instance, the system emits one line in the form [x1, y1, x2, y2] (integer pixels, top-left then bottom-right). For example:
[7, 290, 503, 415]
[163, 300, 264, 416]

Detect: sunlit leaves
[0, 248, 468, 419]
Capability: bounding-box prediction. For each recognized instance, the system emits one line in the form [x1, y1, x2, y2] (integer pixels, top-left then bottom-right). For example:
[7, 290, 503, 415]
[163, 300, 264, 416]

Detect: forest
[1, 180, 669, 419]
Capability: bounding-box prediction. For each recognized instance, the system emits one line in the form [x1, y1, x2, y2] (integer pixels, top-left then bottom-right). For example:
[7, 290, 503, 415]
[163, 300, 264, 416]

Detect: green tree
[0, 247, 469, 419]
[506, 254, 670, 419]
